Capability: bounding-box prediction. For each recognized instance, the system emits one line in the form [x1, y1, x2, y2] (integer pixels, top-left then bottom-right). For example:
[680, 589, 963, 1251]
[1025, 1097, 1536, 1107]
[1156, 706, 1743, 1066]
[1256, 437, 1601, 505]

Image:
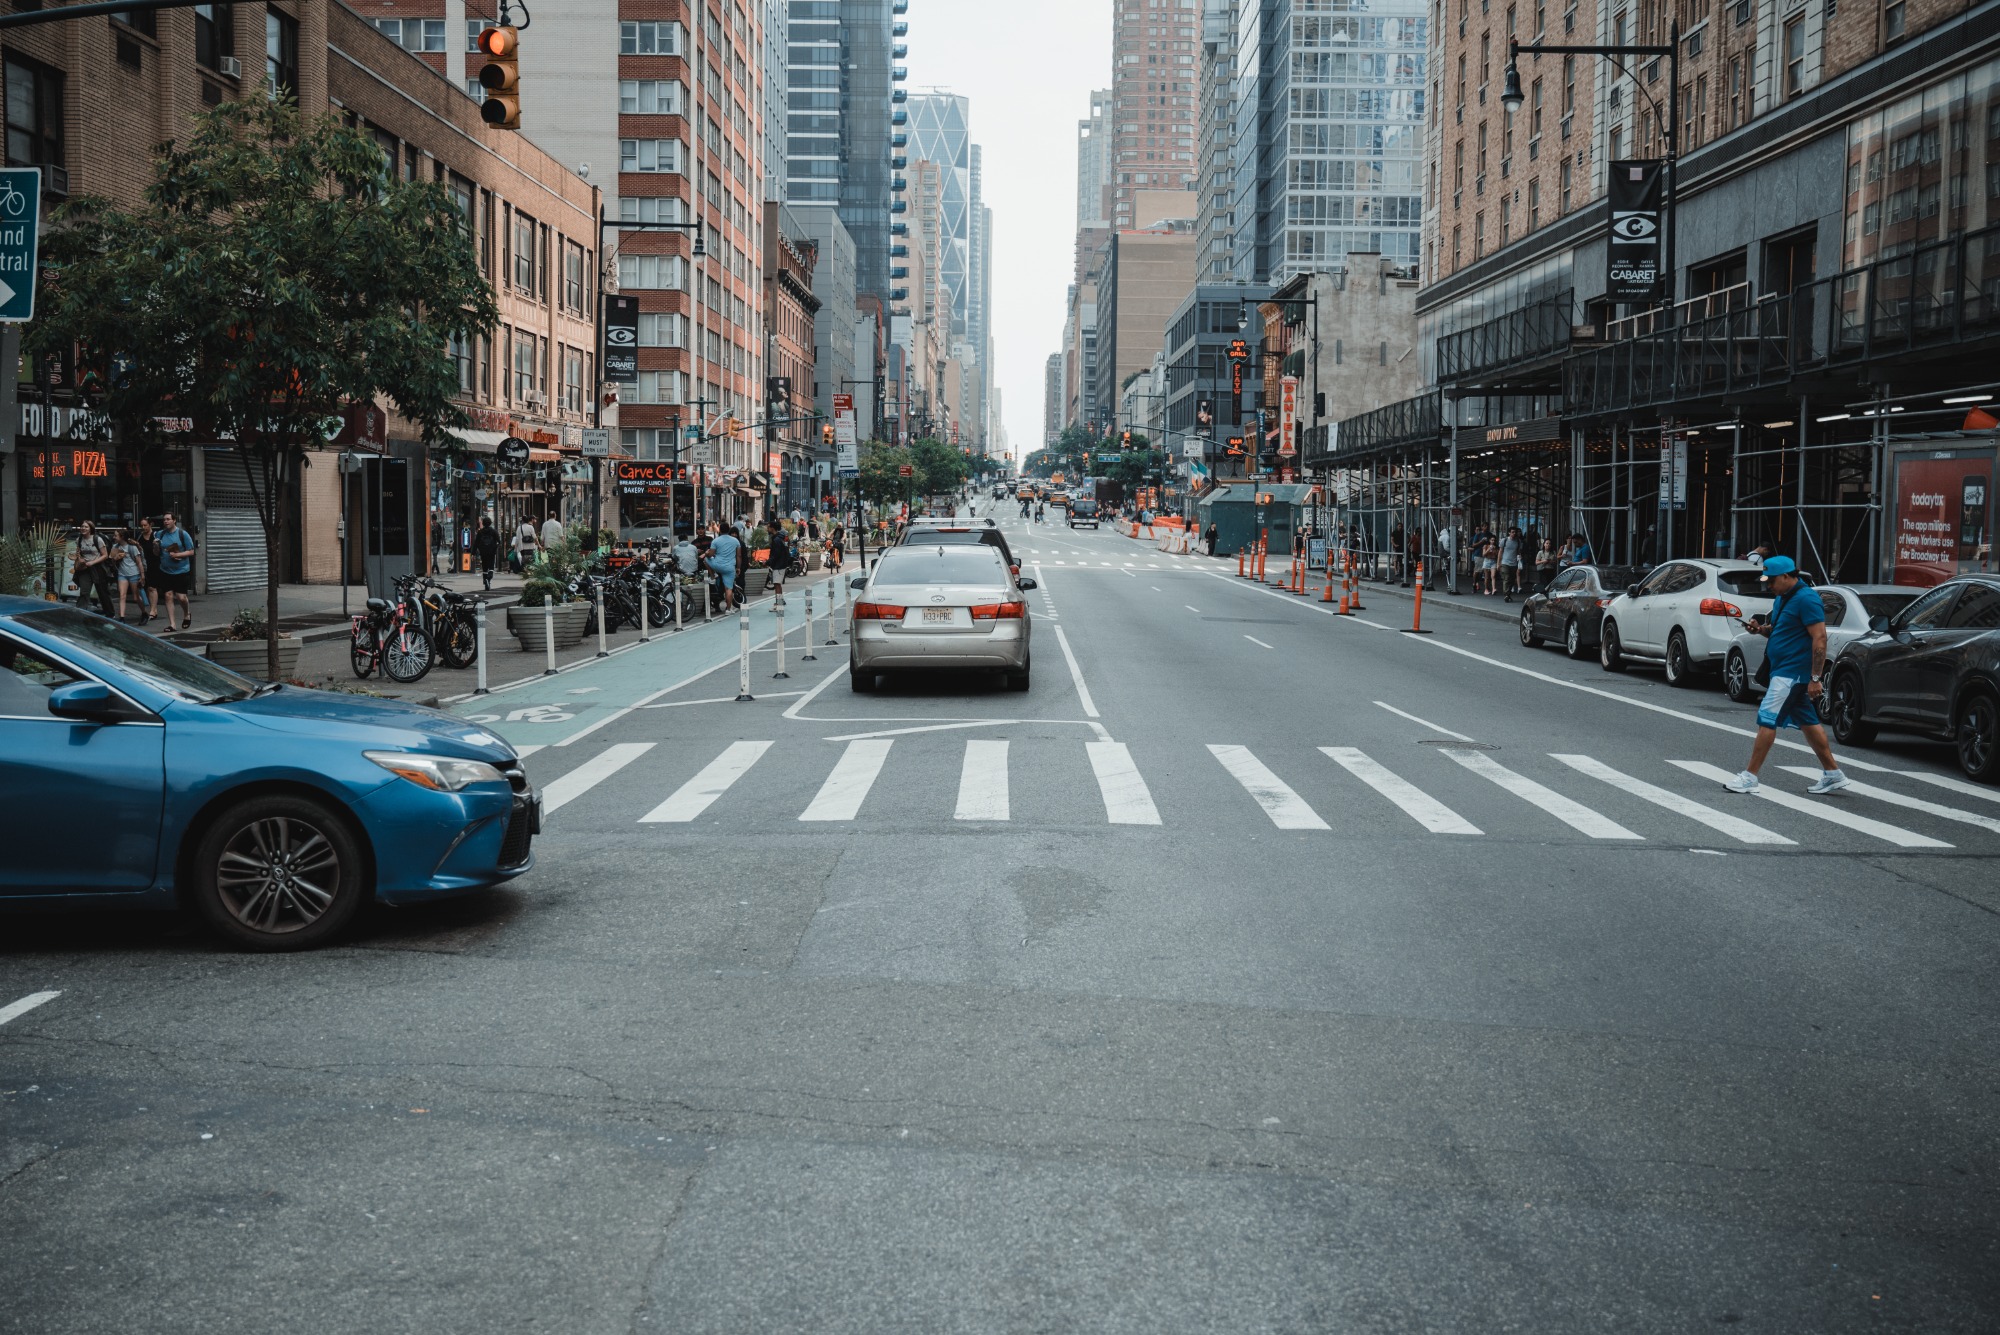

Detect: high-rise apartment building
[1196, 0, 1237, 281]
[1109, 0, 1202, 231]
[784, 0, 901, 310]
[1076, 88, 1115, 229]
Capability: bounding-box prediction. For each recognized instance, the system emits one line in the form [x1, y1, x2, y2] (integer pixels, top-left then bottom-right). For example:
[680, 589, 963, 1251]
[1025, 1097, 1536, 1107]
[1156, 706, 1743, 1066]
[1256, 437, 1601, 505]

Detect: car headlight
[365, 751, 508, 792]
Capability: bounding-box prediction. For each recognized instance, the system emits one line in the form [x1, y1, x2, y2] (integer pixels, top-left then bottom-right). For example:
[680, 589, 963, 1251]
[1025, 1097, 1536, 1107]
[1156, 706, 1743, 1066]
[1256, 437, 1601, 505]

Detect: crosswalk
[519, 734, 1996, 852]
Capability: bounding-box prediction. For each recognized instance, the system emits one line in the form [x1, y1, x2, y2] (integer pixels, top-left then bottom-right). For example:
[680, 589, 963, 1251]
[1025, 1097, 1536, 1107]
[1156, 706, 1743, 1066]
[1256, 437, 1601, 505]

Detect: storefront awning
[734, 471, 773, 493]
[447, 429, 513, 453]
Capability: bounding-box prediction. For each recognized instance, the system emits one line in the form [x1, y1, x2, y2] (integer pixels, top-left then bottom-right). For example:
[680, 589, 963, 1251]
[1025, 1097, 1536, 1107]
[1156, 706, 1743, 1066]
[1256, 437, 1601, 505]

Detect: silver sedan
[848, 544, 1038, 692]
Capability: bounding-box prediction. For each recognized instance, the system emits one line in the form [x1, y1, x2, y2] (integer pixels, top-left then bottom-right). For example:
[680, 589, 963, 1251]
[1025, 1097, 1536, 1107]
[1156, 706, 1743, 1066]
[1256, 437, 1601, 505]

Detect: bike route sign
[0, 168, 40, 322]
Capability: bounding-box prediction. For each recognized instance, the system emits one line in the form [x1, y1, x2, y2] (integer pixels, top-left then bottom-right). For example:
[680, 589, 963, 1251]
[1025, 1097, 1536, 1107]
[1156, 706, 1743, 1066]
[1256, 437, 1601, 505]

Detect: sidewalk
[158, 570, 527, 647]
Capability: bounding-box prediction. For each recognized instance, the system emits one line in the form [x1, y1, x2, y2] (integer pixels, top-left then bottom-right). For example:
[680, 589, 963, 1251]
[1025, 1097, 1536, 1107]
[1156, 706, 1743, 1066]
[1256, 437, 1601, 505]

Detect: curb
[1353, 579, 1522, 625]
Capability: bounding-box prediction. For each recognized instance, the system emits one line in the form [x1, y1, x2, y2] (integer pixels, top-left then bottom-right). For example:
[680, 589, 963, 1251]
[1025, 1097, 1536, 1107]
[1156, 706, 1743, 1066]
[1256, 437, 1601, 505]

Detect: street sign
[1658, 437, 1688, 509]
[580, 428, 610, 457]
[897, 464, 913, 478]
[0, 168, 42, 322]
[497, 436, 531, 463]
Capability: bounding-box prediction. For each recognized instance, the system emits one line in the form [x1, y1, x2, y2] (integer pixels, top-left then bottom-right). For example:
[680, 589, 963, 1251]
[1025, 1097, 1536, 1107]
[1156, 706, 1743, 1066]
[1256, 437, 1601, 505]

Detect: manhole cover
[1416, 738, 1498, 749]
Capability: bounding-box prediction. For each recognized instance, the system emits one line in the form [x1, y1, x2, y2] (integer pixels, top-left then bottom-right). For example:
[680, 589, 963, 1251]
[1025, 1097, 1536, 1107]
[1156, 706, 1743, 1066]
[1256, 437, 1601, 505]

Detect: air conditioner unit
[524, 390, 547, 407]
[42, 166, 69, 200]
[219, 56, 242, 78]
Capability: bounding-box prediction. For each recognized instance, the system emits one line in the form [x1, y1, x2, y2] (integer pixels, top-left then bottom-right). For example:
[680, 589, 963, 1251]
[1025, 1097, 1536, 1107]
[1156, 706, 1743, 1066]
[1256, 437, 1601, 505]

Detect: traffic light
[477, 26, 521, 129]
[822, 423, 835, 446]
[1121, 431, 1131, 448]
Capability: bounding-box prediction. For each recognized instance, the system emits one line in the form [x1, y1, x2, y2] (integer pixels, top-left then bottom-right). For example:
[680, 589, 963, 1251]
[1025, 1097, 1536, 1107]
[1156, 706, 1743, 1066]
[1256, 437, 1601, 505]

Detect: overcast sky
[910, 4, 1112, 461]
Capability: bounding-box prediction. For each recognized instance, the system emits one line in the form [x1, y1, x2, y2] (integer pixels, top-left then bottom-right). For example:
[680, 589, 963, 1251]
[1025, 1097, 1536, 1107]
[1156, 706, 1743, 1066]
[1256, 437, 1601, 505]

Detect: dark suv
[1826, 575, 2000, 781]
[899, 521, 1019, 575]
[1069, 498, 1101, 529]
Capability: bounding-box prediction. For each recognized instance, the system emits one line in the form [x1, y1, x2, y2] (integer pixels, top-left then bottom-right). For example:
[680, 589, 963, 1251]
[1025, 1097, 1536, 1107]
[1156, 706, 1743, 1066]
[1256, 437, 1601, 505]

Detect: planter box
[743, 568, 771, 596]
[507, 602, 590, 653]
[206, 638, 301, 680]
[806, 550, 823, 571]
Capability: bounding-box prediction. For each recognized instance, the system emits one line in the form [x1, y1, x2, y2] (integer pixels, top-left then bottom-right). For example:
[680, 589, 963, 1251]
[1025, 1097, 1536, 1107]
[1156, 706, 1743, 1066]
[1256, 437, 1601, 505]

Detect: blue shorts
[1757, 675, 1820, 731]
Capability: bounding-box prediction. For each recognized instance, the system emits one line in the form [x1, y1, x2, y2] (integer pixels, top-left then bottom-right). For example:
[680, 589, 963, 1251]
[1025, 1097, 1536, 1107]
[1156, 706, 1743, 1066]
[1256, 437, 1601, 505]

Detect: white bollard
[474, 600, 490, 694]
[801, 587, 818, 661]
[772, 594, 790, 679]
[735, 610, 755, 701]
[595, 584, 609, 658]
[673, 575, 684, 633]
[829, 573, 843, 645]
[703, 579, 713, 621]
[639, 578, 651, 643]
[542, 600, 557, 676]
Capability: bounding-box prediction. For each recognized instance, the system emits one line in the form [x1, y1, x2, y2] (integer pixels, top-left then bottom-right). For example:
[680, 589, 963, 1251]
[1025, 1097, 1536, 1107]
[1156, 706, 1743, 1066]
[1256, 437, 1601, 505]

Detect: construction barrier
[1401, 560, 1434, 634]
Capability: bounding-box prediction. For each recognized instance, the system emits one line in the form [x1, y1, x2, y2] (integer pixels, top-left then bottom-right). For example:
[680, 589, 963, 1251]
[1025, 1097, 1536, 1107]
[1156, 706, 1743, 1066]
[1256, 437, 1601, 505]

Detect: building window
[562, 346, 584, 413]
[1560, 159, 1572, 211]
[449, 332, 474, 394]
[1528, 179, 1540, 228]
[637, 312, 685, 346]
[477, 332, 491, 401]
[629, 369, 684, 404]
[620, 139, 683, 174]
[265, 8, 298, 96]
[1783, 15, 1805, 98]
[564, 241, 585, 312]
[618, 21, 683, 55]
[1500, 195, 1511, 245]
[619, 196, 686, 224]
[1884, 0, 1905, 39]
[1474, 211, 1485, 259]
[619, 80, 682, 115]
[466, 17, 495, 51]
[513, 213, 536, 292]
[372, 17, 445, 52]
[194, 4, 234, 72]
[4, 55, 63, 168]
[1562, 55, 1575, 113]
[1530, 78, 1543, 136]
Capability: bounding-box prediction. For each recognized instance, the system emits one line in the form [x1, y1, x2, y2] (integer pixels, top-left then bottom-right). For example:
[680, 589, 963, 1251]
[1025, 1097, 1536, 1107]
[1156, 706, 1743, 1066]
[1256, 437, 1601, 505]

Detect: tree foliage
[32, 95, 499, 677]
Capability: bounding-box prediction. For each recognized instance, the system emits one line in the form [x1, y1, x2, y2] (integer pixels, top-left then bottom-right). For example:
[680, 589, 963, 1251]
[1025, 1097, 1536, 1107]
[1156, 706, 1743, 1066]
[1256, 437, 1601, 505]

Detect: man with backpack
[765, 521, 792, 598]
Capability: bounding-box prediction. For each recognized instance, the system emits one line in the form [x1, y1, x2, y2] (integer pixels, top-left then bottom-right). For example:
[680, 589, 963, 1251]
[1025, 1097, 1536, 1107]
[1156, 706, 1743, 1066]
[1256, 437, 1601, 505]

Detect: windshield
[18, 608, 258, 704]
[872, 546, 1009, 584]
[1857, 591, 1919, 619]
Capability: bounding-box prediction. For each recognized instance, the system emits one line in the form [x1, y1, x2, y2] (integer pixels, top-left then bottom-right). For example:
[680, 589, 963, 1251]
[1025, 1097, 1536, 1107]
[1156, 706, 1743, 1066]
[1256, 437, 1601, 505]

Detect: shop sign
[1481, 417, 1564, 446]
[1607, 161, 1666, 302]
[331, 402, 387, 450]
[497, 436, 531, 463]
[29, 446, 112, 481]
[615, 460, 689, 493]
[1892, 449, 1994, 586]
[1278, 375, 1298, 456]
[18, 401, 108, 442]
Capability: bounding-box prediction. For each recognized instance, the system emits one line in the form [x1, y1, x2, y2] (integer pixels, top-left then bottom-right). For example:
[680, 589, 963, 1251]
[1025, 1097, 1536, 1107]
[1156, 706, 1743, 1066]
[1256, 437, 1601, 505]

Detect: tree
[908, 437, 968, 496]
[33, 95, 499, 679]
[855, 441, 913, 504]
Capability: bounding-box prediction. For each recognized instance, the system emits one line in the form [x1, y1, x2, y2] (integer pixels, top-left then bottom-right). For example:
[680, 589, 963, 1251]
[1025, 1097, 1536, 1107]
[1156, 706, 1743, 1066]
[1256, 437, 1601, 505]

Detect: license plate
[922, 607, 953, 624]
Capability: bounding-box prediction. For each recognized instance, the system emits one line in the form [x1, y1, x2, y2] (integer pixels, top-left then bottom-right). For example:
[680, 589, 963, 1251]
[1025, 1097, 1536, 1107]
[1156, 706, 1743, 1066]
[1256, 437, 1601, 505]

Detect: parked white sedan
[1721, 583, 1926, 702]
[1597, 559, 1773, 686]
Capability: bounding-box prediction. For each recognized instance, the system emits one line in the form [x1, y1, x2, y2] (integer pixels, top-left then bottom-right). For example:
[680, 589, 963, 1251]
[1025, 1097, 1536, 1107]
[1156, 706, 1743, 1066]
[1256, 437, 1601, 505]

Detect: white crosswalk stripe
[540, 743, 654, 815]
[1667, 760, 1952, 848]
[1777, 767, 2000, 834]
[1896, 769, 2000, 806]
[955, 739, 1010, 821]
[801, 740, 894, 821]
[1208, 744, 1329, 829]
[1550, 754, 1793, 845]
[640, 740, 771, 823]
[1320, 747, 1482, 835]
[1440, 748, 1641, 839]
[1088, 741, 1162, 825]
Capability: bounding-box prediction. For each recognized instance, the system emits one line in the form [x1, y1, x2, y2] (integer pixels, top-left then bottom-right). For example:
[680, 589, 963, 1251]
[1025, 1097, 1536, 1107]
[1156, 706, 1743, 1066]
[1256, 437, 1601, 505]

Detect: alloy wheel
[1564, 618, 1583, 658]
[1958, 693, 2000, 781]
[214, 816, 342, 935]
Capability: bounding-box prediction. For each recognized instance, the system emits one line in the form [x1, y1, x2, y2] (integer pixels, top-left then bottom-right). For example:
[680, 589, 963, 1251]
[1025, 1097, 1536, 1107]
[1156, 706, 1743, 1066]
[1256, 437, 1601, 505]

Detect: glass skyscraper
[785, 0, 899, 305]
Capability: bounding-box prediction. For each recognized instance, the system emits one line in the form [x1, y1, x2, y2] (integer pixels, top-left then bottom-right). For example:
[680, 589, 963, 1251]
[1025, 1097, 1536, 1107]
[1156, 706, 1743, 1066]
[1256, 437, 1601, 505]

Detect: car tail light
[970, 602, 1026, 620]
[852, 602, 907, 620]
[1596, 598, 1614, 608]
[1699, 597, 1743, 618]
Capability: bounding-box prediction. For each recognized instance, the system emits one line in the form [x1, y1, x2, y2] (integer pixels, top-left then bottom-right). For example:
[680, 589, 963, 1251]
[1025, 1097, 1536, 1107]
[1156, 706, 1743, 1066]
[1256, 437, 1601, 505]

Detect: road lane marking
[1185, 605, 1201, 613]
[1321, 747, 1482, 835]
[1088, 742, 1162, 824]
[1372, 701, 1475, 742]
[955, 740, 1011, 821]
[1440, 748, 1641, 840]
[1896, 770, 2000, 805]
[1550, 755, 1793, 845]
[782, 664, 848, 720]
[1776, 767, 2000, 834]
[554, 641, 777, 747]
[541, 743, 655, 814]
[644, 691, 804, 708]
[641, 741, 772, 822]
[800, 739, 894, 821]
[1052, 625, 1100, 719]
[1208, 745, 1329, 829]
[1667, 761, 1951, 848]
[1245, 635, 1274, 649]
[0, 991, 60, 1027]
[515, 744, 545, 758]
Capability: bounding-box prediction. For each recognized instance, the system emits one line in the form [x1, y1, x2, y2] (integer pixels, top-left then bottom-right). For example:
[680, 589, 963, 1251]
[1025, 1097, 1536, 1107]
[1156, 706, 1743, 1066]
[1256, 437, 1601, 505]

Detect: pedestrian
[1724, 555, 1851, 795]
[1535, 536, 1559, 589]
[472, 516, 501, 590]
[540, 512, 565, 553]
[1478, 536, 1499, 595]
[1569, 532, 1594, 565]
[512, 515, 539, 572]
[1745, 541, 1772, 569]
[155, 512, 196, 631]
[136, 516, 163, 623]
[1500, 527, 1523, 601]
[1389, 520, 1405, 581]
[70, 521, 118, 615]
[706, 524, 741, 611]
[765, 519, 791, 597]
[827, 522, 845, 569]
[112, 528, 149, 622]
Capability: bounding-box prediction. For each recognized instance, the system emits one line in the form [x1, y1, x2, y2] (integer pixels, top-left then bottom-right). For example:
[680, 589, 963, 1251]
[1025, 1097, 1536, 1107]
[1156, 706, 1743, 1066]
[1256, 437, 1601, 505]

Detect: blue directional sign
[0, 168, 41, 323]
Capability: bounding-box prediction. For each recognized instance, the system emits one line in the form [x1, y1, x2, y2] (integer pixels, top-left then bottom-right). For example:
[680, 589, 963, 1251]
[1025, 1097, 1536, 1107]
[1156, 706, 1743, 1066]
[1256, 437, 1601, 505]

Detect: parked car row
[1517, 562, 2000, 781]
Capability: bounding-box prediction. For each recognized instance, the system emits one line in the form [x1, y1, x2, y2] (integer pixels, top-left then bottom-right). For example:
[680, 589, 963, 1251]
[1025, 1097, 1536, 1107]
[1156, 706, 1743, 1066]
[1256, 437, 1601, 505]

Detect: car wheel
[1723, 648, 1754, 703]
[1599, 621, 1627, 672]
[1518, 607, 1544, 647]
[1563, 617, 1586, 659]
[1956, 690, 2000, 783]
[1827, 669, 1877, 747]
[849, 666, 873, 693]
[188, 794, 367, 951]
[1664, 630, 1696, 687]
[349, 625, 378, 680]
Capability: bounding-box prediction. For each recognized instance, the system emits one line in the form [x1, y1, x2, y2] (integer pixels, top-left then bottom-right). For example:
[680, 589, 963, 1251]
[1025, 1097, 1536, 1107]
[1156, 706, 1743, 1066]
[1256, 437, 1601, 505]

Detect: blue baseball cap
[1760, 555, 1797, 580]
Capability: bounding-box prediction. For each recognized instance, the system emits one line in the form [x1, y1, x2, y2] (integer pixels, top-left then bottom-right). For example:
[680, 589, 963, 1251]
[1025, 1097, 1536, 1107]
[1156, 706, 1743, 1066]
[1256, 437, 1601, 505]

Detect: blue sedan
[0, 596, 538, 950]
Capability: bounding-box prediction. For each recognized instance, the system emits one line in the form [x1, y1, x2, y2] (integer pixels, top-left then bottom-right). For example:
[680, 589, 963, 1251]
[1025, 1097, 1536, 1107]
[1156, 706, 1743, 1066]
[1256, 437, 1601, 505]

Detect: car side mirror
[47, 681, 118, 721]
[1627, 584, 1645, 597]
[849, 576, 867, 590]
[1017, 576, 1039, 590]
[1869, 614, 1890, 634]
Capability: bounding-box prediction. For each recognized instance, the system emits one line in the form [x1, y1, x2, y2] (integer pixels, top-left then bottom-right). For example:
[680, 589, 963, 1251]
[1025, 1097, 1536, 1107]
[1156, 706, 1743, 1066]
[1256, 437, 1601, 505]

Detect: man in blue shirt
[1724, 555, 1851, 794]
[705, 526, 740, 612]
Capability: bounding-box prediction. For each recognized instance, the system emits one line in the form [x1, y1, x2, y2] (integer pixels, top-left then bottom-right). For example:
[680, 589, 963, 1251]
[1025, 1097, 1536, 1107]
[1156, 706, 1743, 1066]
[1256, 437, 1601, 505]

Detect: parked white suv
[1598, 559, 1773, 686]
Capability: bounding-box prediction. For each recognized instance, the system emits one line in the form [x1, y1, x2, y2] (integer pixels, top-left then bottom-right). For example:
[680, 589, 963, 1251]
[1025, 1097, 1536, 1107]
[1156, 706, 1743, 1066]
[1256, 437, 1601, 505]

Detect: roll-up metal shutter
[200, 453, 269, 593]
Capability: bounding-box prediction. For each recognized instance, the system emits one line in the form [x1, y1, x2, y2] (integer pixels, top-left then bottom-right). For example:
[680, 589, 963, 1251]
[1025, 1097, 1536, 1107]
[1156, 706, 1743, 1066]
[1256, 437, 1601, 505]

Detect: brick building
[1108, 0, 1200, 232]
[762, 201, 819, 513]
[1, 0, 600, 597]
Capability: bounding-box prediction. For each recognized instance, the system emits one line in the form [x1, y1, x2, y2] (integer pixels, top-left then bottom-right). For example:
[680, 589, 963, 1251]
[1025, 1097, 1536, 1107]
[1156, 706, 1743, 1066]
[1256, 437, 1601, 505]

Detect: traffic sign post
[0, 168, 42, 322]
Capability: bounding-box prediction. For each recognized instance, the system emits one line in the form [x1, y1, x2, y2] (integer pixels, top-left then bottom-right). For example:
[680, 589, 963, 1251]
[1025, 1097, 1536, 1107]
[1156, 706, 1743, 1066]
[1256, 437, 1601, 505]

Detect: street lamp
[1503, 27, 1679, 312]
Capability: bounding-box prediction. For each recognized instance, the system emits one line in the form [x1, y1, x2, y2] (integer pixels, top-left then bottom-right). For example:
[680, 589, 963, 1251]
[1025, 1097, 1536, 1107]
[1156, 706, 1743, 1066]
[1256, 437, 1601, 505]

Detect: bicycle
[396, 576, 477, 670]
[349, 595, 435, 682]
[0, 182, 26, 219]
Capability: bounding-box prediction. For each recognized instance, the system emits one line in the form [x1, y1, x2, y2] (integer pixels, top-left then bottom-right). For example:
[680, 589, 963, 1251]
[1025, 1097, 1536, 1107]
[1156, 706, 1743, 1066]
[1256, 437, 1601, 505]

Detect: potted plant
[506, 525, 591, 651]
[205, 607, 301, 678]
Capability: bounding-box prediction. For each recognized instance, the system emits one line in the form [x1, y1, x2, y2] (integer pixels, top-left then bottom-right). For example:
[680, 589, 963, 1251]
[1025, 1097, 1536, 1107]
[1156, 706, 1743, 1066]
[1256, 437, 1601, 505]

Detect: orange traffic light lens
[477, 25, 518, 58]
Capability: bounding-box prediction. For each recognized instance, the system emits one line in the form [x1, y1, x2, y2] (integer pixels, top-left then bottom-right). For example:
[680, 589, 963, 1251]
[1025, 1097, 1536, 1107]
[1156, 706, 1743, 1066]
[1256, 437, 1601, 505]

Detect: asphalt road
[4, 504, 1998, 1333]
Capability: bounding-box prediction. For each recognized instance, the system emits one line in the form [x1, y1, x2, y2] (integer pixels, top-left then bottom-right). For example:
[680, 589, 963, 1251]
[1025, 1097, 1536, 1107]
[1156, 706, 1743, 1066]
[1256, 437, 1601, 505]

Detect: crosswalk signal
[477, 26, 522, 130]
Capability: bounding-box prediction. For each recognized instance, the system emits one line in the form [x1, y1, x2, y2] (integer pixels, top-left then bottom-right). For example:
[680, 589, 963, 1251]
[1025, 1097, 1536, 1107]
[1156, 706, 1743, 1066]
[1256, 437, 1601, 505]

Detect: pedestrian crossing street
[518, 735, 2000, 852]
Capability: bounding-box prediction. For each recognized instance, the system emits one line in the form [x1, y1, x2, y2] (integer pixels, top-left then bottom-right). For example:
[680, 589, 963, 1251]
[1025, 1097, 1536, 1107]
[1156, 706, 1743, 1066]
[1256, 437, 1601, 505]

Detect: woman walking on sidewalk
[472, 517, 501, 590]
[113, 529, 149, 622]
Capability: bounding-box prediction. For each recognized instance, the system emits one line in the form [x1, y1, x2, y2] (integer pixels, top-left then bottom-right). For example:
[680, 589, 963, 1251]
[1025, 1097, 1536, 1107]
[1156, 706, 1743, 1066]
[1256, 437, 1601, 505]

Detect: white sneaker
[1723, 770, 1761, 794]
[1806, 771, 1852, 795]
